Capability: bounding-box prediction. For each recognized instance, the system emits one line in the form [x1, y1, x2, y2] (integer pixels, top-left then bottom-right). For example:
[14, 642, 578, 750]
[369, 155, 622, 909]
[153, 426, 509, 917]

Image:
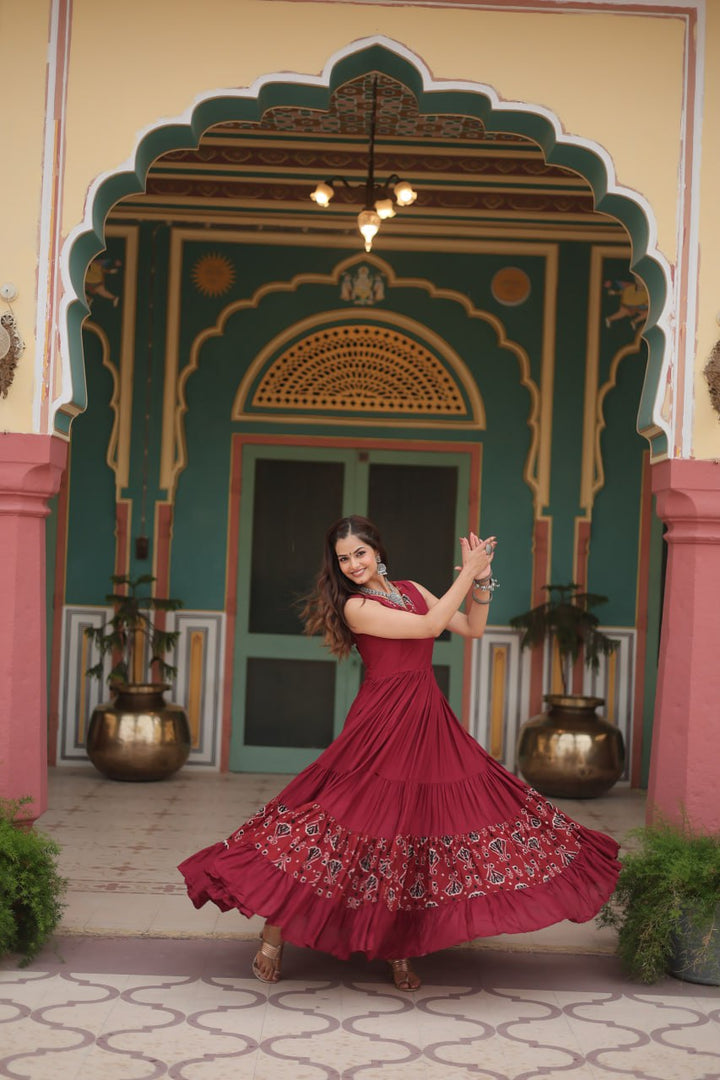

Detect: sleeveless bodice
[351, 581, 434, 680]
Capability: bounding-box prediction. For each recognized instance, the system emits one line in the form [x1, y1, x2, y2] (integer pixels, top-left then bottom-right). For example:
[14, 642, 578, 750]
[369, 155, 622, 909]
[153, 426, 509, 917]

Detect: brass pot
[516, 694, 625, 799]
[86, 683, 191, 782]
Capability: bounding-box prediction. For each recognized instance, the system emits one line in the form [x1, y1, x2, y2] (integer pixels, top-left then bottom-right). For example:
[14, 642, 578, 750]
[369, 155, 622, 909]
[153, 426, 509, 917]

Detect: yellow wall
[62, 1, 685, 251]
[5, 0, 717, 455]
[0, 0, 52, 435]
[694, 6, 720, 458]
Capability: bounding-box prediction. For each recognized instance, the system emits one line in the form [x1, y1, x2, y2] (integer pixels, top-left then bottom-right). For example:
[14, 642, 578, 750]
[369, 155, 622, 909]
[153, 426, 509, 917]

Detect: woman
[179, 516, 620, 991]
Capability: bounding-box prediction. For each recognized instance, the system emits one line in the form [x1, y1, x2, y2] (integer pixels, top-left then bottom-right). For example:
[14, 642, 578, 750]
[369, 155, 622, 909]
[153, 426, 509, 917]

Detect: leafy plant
[85, 574, 183, 686]
[0, 797, 67, 966]
[510, 583, 619, 694]
[598, 819, 720, 983]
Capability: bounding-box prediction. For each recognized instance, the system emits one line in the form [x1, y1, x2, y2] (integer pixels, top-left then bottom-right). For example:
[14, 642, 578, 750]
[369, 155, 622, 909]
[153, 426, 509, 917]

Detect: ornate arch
[59, 36, 670, 459]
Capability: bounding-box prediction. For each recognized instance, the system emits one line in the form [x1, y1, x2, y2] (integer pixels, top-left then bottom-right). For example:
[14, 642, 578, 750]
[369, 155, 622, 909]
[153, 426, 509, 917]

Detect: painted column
[648, 459, 720, 832]
[0, 434, 67, 820]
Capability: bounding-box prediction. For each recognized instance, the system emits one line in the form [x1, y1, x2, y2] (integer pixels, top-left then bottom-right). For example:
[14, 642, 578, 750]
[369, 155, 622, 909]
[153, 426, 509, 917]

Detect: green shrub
[0, 797, 67, 966]
[598, 819, 720, 983]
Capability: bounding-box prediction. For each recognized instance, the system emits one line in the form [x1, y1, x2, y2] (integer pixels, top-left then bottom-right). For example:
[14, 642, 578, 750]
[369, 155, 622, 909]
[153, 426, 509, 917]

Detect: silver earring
[376, 560, 388, 576]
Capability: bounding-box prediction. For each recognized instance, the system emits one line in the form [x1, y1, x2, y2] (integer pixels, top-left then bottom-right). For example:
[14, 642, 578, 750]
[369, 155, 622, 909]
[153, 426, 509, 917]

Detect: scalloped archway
[58, 36, 670, 457]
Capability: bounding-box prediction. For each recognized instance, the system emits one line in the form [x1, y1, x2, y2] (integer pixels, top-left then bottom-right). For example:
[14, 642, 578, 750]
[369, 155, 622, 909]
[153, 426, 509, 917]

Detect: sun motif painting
[191, 253, 236, 298]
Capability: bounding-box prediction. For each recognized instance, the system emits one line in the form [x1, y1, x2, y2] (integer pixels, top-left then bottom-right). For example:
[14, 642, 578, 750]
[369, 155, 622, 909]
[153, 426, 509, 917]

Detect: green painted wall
[546, 245, 591, 580]
[65, 326, 118, 604]
[589, 346, 648, 623]
[63, 228, 656, 711]
[45, 494, 58, 698]
[122, 226, 170, 582]
[170, 239, 541, 620]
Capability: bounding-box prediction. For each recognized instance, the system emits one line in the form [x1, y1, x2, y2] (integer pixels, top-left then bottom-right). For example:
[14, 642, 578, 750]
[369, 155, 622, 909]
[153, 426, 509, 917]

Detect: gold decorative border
[579, 244, 634, 517]
[231, 308, 485, 428]
[160, 232, 556, 516]
[105, 225, 139, 496]
[187, 630, 205, 749]
[489, 644, 509, 759]
[79, 225, 139, 501]
[82, 323, 120, 483]
[113, 208, 626, 246]
[592, 334, 646, 505]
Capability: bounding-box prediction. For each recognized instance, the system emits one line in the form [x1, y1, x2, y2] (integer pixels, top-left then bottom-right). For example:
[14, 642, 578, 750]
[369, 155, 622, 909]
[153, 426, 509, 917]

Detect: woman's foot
[388, 958, 421, 992]
[252, 924, 283, 983]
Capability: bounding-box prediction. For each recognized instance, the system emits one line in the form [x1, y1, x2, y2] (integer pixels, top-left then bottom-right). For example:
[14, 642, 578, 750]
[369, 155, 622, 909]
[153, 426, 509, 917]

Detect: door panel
[230, 445, 471, 772]
[231, 447, 354, 773]
[245, 657, 336, 748]
[249, 458, 344, 634]
[368, 461, 458, 642]
[368, 462, 458, 599]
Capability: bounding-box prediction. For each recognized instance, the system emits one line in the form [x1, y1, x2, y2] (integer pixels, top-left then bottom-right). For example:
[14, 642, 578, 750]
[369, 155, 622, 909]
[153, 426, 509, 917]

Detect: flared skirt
[179, 668, 620, 960]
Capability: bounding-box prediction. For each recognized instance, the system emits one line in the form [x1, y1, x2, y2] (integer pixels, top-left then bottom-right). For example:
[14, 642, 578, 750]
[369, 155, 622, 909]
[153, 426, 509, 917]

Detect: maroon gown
[178, 582, 620, 960]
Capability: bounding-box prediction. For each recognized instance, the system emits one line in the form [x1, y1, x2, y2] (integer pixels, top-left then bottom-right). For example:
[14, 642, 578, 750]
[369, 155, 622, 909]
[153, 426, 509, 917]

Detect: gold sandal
[388, 958, 421, 992]
[252, 934, 284, 983]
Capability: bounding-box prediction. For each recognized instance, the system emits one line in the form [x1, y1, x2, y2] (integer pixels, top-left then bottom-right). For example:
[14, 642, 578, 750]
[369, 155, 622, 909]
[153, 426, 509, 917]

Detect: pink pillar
[648, 459, 720, 832]
[0, 434, 67, 820]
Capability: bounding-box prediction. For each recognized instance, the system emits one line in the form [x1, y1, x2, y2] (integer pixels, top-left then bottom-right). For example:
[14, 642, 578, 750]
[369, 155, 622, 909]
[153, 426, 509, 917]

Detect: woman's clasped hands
[457, 532, 497, 583]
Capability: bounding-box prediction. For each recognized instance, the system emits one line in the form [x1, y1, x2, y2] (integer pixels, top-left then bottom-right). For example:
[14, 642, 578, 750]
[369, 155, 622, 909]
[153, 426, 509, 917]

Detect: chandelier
[309, 76, 417, 252]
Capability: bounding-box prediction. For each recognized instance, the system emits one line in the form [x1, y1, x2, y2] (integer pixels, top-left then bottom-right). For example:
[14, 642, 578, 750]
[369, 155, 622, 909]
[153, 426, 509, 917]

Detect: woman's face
[334, 532, 382, 587]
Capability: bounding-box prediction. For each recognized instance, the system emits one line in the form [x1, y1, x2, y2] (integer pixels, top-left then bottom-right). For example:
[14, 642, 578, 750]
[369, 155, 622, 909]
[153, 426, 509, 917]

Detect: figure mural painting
[603, 277, 649, 330]
[340, 264, 386, 305]
[85, 257, 122, 308]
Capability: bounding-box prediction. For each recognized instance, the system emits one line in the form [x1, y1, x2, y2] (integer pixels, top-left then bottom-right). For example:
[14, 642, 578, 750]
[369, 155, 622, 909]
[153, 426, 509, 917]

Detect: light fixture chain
[309, 74, 417, 251]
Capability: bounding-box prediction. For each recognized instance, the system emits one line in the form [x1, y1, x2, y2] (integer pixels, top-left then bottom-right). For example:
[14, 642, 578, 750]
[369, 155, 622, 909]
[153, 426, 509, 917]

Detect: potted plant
[510, 583, 624, 797]
[84, 574, 191, 781]
[0, 797, 67, 966]
[598, 818, 720, 985]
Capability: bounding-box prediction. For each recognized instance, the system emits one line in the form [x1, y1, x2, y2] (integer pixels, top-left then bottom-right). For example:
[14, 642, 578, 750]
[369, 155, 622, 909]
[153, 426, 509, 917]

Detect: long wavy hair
[302, 515, 388, 658]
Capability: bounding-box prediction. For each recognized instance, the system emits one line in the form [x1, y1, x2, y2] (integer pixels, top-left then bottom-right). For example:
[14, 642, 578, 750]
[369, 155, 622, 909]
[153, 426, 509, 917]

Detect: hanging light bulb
[357, 209, 381, 252]
[374, 198, 396, 220]
[310, 181, 335, 207]
[393, 180, 417, 207]
[308, 79, 417, 250]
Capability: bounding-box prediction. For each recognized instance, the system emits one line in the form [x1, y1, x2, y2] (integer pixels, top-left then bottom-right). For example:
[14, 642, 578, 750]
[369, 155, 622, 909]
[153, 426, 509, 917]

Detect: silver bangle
[473, 575, 499, 593]
[471, 592, 492, 605]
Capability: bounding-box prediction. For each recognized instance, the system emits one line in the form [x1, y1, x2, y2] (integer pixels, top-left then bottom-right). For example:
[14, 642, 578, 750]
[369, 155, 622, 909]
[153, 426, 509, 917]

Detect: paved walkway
[1, 769, 718, 1079]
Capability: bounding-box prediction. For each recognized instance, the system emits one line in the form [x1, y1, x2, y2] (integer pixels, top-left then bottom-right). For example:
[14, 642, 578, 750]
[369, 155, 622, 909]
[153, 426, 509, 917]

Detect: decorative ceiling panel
[113, 71, 625, 241]
[220, 73, 508, 142]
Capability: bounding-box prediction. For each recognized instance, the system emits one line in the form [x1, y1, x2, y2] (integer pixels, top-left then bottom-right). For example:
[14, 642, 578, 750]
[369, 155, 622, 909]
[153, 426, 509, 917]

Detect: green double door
[229, 445, 470, 773]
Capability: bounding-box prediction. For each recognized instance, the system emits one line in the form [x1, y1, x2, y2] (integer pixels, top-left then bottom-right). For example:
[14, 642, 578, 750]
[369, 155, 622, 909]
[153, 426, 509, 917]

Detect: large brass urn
[86, 683, 190, 781]
[517, 694, 625, 799]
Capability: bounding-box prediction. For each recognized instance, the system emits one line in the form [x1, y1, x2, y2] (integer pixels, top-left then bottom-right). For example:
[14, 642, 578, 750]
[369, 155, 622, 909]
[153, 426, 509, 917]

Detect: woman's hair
[302, 515, 388, 658]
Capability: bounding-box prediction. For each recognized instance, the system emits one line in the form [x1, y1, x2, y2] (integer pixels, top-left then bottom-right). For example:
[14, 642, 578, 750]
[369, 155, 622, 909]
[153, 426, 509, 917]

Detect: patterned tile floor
[1, 768, 718, 1079]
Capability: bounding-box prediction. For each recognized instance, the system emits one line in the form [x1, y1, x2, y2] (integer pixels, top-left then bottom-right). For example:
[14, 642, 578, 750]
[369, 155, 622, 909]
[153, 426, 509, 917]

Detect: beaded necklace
[357, 582, 416, 611]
